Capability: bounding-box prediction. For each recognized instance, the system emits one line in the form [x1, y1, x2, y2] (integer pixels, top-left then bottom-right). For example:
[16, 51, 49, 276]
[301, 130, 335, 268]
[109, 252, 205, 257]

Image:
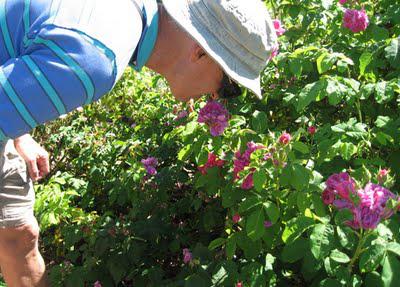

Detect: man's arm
[13, 134, 49, 182]
[0, 26, 116, 141]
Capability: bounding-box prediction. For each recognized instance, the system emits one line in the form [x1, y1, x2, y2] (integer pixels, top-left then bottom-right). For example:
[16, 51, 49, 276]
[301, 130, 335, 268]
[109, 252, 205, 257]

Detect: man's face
[168, 48, 224, 102]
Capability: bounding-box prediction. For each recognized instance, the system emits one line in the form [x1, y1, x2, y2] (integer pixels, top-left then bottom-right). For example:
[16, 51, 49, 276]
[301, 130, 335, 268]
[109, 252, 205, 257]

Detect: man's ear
[190, 43, 206, 63]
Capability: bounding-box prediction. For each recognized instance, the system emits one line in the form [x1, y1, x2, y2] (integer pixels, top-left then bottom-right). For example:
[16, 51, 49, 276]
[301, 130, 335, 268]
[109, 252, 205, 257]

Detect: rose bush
[3, 0, 397, 286]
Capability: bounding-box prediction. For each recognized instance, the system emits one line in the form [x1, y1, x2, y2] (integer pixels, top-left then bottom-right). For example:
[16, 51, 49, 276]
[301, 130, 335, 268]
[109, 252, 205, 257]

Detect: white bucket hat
[162, 0, 277, 99]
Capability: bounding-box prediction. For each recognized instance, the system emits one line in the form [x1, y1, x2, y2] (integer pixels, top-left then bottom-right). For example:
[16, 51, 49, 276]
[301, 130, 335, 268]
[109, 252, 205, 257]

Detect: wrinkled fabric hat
[162, 0, 277, 99]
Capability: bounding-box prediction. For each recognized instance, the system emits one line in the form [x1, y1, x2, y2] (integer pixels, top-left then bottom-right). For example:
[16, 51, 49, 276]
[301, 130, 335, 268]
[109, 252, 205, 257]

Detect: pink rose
[308, 126, 317, 135]
[343, 9, 369, 33]
[264, 221, 273, 228]
[339, 0, 347, 4]
[232, 214, 241, 223]
[198, 153, 225, 175]
[272, 19, 286, 37]
[241, 172, 254, 190]
[198, 100, 230, 136]
[322, 188, 335, 205]
[279, 132, 292, 145]
[93, 281, 102, 287]
[183, 248, 193, 264]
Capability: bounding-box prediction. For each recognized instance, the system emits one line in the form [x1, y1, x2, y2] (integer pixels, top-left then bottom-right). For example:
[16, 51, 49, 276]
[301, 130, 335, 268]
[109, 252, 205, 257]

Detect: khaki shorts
[0, 140, 35, 228]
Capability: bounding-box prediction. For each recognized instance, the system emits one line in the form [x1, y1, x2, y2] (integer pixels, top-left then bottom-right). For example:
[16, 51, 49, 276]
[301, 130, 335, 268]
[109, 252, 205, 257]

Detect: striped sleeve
[0, 24, 116, 140]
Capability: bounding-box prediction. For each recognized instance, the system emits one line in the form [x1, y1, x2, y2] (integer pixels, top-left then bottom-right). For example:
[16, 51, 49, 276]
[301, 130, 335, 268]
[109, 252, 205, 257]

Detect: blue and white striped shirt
[0, 0, 158, 141]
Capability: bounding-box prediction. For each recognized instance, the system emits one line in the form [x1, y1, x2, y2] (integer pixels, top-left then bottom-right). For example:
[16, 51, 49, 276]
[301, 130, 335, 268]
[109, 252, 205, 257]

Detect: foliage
[31, 0, 400, 286]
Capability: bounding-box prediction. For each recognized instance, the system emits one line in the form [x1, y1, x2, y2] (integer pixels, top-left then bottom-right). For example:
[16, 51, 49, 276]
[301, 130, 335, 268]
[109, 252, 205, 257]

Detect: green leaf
[185, 274, 209, 287]
[282, 216, 315, 244]
[281, 237, 309, 263]
[251, 111, 268, 133]
[330, 249, 350, 263]
[208, 238, 226, 250]
[336, 226, 357, 250]
[246, 207, 265, 241]
[211, 266, 228, 285]
[360, 83, 375, 100]
[375, 81, 395, 104]
[386, 242, 400, 257]
[385, 38, 400, 69]
[321, 0, 333, 9]
[253, 170, 267, 192]
[382, 254, 400, 287]
[297, 79, 327, 111]
[371, 25, 389, 42]
[226, 235, 237, 259]
[359, 243, 386, 273]
[280, 164, 310, 191]
[178, 145, 192, 161]
[365, 271, 384, 287]
[375, 116, 391, 128]
[263, 201, 280, 223]
[317, 52, 337, 74]
[229, 115, 247, 128]
[359, 52, 373, 76]
[292, 142, 310, 154]
[310, 224, 335, 260]
[239, 196, 262, 213]
[289, 57, 303, 77]
[265, 253, 275, 271]
[320, 278, 342, 287]
[340, 142, 358, 161]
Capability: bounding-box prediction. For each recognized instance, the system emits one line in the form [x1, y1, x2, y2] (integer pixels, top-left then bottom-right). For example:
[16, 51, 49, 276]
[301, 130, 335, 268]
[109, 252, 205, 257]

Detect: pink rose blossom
[272, 19, 286, 37]
[241, 172, 254, 190]
[264, 221, 273, 228]
[93, 281, 102, 287]
[175, 110, 188, 121]
[269, 44, 279, 60]
[279, 132, 292, 145]
[308, 126, 317, 135]
[141, 157, 158, 176]
[232, 214, 241, 223]
[343, 9, 369, 33]
[326, 172, 356, 200]
[377, 169, 389, 184]
[198, 153, 225, 175]
[263, 153, 273, 161]
[236, 282, 243, 287]
[198, 100, 230, 136]
[322, 188, 335, 205]
[339, 0, 347, 4]
[183, 248, 193, 264]
[233, 142, 264, 181]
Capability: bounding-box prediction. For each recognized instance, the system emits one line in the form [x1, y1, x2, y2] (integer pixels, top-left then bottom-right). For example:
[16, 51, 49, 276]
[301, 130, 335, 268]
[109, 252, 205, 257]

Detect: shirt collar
[131, 0, 159, 71]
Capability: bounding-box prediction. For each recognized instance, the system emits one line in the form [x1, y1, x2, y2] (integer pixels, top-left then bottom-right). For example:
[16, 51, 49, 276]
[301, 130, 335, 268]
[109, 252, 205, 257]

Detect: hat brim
[162, 0, 263, 99]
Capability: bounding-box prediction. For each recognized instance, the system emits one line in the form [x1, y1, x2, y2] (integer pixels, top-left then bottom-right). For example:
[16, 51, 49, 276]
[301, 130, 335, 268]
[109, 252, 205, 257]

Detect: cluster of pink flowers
[273, 19, 286, 37]
[233, 142, 265, 190]
[322, 172, 398, 229]
[269, 19, 286, 60]
[182, 248, 193, 264]
[198, 100, 230, 136]
[343, 9, 369, 33]
[141, 157, 158, 176]
[198, 153, 225, 175]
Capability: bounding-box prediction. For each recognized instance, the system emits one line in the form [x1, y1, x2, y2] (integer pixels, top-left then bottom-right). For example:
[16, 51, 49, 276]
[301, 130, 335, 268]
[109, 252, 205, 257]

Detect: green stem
[355, 99, 363, 123]
[348, 229, 365, 274]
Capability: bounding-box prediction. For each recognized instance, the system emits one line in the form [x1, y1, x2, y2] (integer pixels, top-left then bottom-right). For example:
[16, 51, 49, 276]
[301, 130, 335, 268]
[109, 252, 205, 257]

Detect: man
[0, 0, 277, 286]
